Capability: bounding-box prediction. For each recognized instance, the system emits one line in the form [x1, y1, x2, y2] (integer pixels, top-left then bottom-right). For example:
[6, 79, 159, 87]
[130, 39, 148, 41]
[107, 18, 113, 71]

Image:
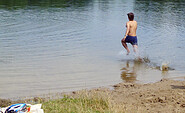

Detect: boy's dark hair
[127, 12, 134, 21]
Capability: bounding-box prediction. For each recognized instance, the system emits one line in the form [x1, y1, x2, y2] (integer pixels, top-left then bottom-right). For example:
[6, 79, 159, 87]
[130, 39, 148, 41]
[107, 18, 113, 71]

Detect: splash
[160, 63, 169, 71]
[118, 50, 175, 71]
[118, 50, 127, 56]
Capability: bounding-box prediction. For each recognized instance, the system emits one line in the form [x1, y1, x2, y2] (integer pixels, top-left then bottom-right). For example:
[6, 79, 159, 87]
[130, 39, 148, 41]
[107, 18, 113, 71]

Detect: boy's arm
[123, 22, 130, 41]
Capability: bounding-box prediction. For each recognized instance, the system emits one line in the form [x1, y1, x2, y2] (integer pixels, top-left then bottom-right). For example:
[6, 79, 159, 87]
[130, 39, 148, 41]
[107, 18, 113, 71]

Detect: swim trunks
[125, 35, 138, 45]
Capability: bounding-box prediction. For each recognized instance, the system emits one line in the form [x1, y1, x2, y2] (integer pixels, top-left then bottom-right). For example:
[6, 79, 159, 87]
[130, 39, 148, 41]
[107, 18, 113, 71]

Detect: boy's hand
[123, 36, 126, 41]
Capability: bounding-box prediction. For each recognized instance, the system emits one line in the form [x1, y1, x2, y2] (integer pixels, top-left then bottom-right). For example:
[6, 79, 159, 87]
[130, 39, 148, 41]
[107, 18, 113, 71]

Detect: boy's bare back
[126, 20, 137, 36]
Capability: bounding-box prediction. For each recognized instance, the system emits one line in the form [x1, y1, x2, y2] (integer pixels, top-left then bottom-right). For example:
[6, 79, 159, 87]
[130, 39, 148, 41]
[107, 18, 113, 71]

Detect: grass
[0, 90, 125, 113]
[42, 90, 125, 113]
[42, 96, 108, 113]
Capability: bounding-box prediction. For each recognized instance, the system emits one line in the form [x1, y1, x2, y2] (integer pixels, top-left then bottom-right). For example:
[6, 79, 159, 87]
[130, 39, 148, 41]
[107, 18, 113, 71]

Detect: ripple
[0, 0, 185, 99]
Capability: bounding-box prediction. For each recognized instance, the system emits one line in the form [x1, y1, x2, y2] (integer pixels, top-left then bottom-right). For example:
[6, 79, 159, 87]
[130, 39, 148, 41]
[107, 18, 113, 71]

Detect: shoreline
[1, 78, 185, 112]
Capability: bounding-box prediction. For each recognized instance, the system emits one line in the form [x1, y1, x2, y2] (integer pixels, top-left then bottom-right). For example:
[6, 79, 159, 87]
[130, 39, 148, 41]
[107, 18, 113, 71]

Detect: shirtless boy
[121, 12, 138, 55]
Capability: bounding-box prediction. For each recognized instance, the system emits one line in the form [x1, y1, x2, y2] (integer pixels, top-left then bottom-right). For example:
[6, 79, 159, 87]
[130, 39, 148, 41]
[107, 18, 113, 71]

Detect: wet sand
[1, 79, 185, 112]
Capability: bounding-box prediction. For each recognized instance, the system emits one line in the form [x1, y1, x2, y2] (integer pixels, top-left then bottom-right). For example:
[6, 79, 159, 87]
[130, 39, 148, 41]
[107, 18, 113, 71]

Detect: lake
[0, 0, 184, 99]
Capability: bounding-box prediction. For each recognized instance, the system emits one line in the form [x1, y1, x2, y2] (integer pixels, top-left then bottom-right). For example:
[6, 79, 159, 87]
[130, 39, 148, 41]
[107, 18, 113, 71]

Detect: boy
[121, 12, 138, 55]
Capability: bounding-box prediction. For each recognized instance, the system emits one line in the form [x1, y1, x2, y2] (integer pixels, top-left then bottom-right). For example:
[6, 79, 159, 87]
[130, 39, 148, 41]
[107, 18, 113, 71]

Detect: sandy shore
[1, 79, 185, 112]
[110, 79, 185, 112]
[71, 79, 185, 113]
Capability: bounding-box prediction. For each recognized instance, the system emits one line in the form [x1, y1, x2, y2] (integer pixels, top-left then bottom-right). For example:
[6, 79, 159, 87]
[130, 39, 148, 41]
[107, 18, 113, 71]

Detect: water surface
[0, 0, 184, 99]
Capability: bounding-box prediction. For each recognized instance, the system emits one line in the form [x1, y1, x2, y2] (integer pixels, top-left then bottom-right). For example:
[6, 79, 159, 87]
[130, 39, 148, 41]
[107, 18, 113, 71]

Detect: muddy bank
[1, 79, 185, 113]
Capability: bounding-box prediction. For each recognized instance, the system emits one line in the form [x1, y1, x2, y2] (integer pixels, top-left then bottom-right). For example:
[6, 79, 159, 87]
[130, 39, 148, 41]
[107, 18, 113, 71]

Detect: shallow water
[0, 0, 184, 99]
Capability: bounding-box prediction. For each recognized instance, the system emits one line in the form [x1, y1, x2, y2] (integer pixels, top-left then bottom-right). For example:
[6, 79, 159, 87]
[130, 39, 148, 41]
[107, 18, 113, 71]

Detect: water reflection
[134, 0, 185, 13]
[120, 59, 145, 83]
[121, 61, 136, 82]
[0, 0, 92, 9]
[134, 0, 184, 25]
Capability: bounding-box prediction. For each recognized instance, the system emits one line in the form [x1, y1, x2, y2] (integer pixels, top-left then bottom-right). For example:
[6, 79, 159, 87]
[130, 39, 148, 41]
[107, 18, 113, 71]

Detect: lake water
[0, 0, 184, 99]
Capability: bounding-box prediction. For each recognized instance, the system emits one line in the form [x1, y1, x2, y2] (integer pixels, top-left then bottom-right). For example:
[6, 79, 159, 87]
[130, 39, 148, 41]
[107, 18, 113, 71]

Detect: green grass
[42, 95, 111, 113]
[42, 90, 125, 113]
[1, 90, 125, 113]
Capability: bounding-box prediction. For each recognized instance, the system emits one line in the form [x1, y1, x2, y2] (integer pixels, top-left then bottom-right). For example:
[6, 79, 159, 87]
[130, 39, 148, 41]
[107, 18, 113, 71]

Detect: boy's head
[127, 12, 134, 21]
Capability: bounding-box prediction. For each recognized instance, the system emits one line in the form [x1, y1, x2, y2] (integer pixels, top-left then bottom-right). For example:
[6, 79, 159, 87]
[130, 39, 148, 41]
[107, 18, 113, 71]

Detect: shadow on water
[0, 0, 92, 10]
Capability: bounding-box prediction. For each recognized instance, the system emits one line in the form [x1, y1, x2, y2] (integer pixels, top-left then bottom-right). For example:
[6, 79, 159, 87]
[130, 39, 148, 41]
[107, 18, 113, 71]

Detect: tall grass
[42, 90, 125, 113]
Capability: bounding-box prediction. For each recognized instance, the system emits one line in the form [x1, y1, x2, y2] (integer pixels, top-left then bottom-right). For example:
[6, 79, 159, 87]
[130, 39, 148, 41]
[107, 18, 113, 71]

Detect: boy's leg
[133, 45, 141, 59]
[133, 45, 142, 61]
[121, 39, 130, 55]
[132, 45, 138, 53]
